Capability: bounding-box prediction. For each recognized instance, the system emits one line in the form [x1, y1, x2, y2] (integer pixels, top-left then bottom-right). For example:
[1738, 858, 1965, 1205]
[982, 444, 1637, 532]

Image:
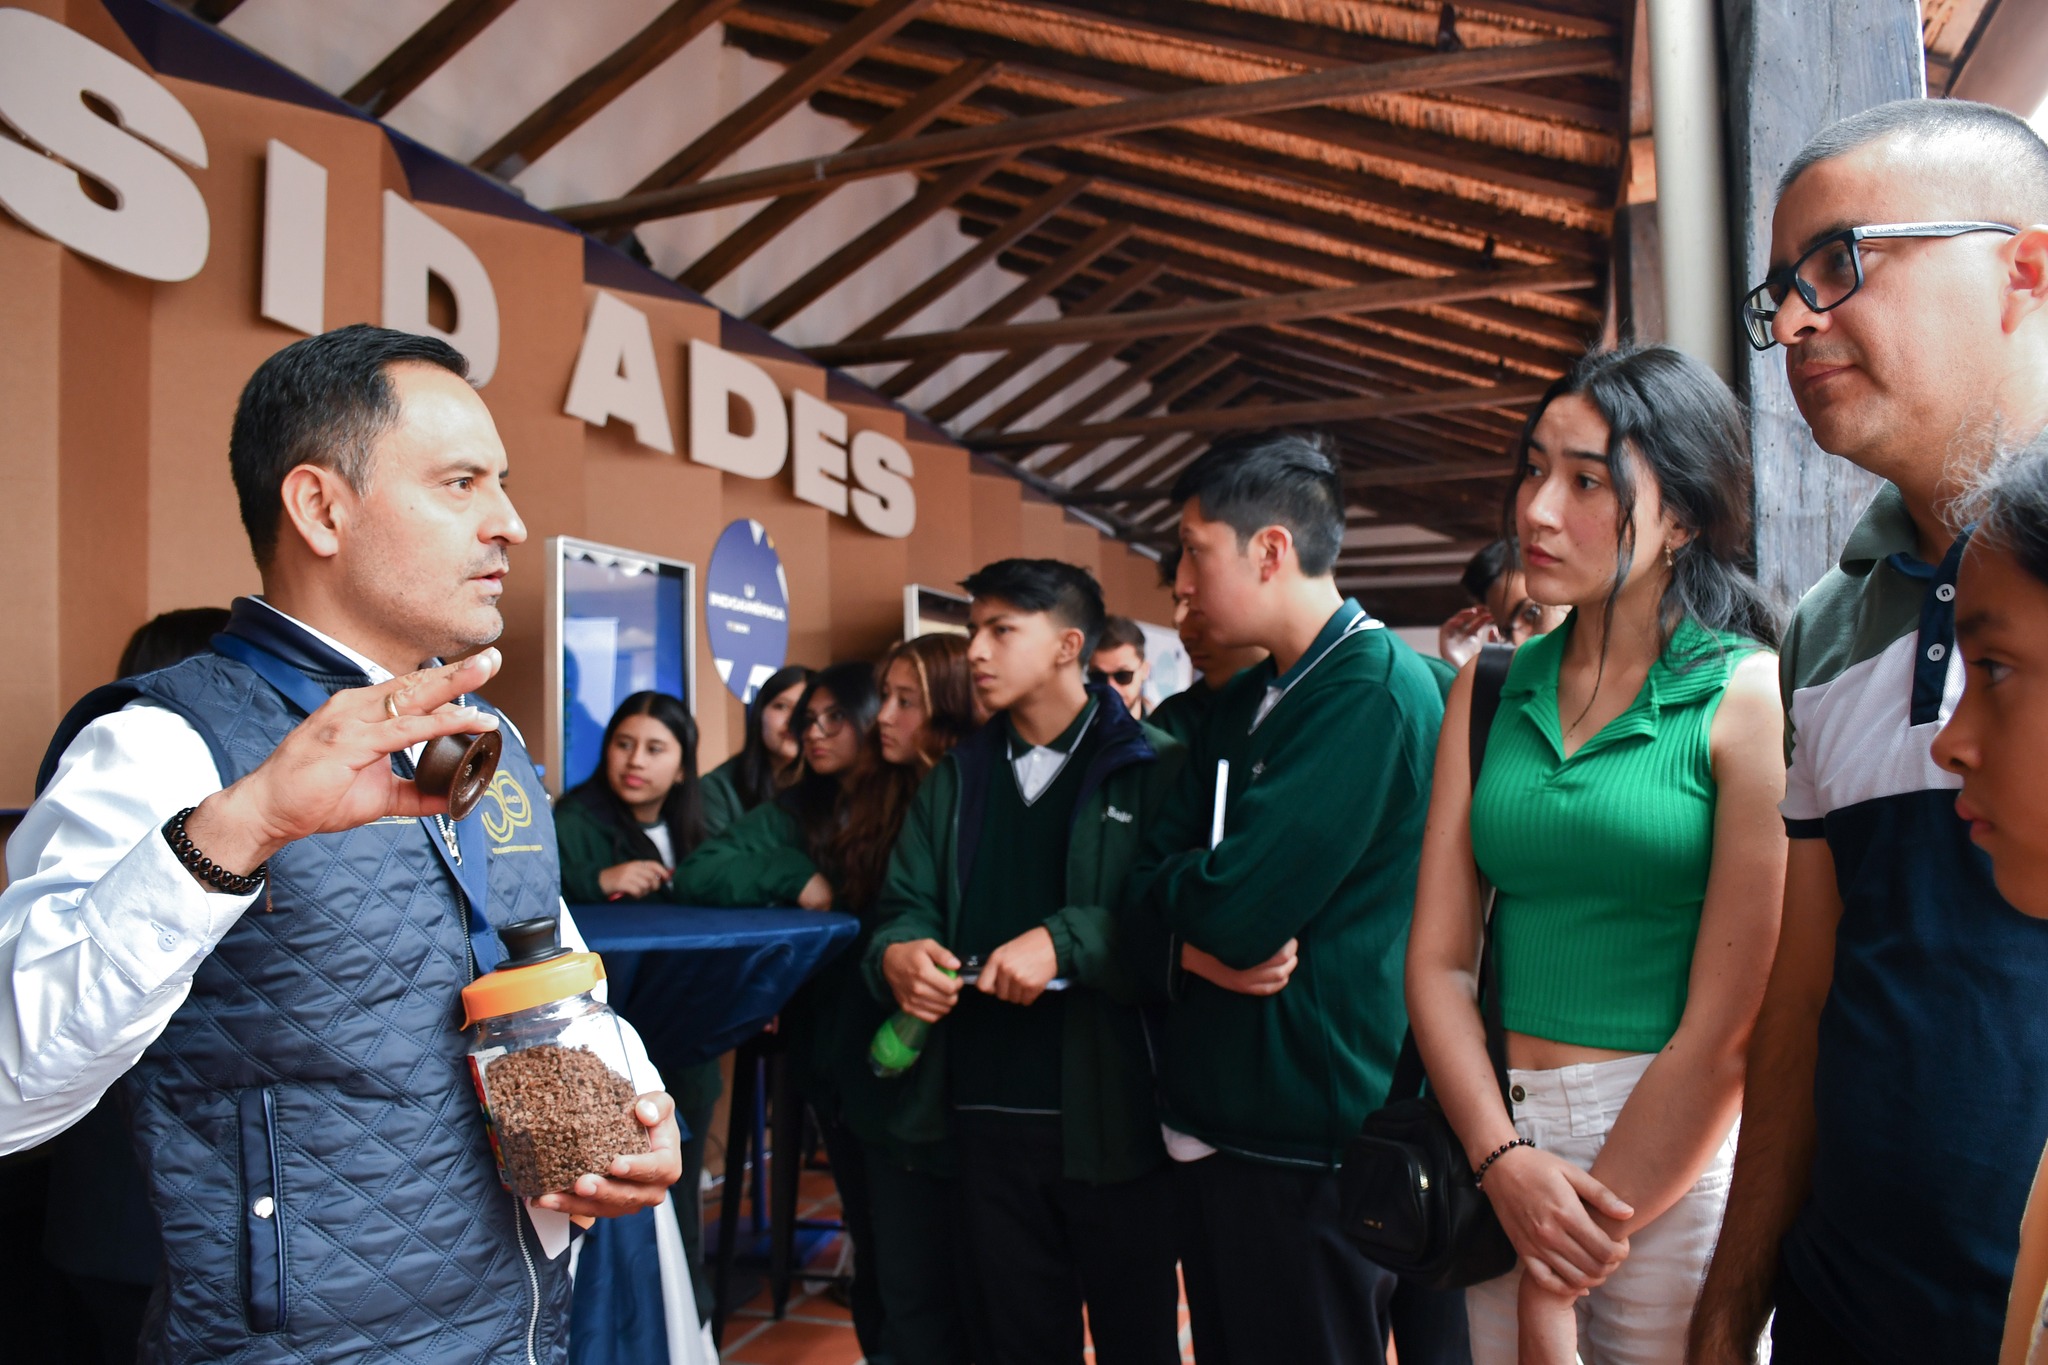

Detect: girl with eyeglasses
[677, 643, 982, 1364]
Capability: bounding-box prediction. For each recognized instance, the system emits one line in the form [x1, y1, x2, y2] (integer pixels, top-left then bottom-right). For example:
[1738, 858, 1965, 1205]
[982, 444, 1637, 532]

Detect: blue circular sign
[705, 519, 790, 703]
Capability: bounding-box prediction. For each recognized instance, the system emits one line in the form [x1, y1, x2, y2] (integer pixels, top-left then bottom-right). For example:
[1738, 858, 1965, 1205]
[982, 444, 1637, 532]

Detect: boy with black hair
[867, 558, 1183, 1365]
[1128, 432, 1460, 1364]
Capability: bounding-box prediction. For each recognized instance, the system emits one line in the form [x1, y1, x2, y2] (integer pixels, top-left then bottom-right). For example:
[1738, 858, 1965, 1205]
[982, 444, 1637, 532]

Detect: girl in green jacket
[699, 664, 812, 839]
[678, 641, 979, 1365]
[551, 690, 719, 1319]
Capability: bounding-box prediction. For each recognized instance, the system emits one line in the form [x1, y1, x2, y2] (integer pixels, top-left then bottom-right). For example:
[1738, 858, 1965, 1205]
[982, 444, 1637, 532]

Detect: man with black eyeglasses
[1687, 101, 2048, 1365]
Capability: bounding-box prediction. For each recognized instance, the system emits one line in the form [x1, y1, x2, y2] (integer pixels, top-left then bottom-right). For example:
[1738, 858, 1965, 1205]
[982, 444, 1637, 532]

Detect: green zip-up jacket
[1128, 601, 1443, 1169]
[672, 799, 816, 907]
[698, 753, 749, 840]
[552, 793, 722, 1113]
[865, 686, 1186, 1186]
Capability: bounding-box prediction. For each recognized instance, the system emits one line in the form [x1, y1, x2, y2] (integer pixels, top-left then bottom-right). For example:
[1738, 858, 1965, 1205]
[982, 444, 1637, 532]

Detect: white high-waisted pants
[1464, 1053, 1738, 1365]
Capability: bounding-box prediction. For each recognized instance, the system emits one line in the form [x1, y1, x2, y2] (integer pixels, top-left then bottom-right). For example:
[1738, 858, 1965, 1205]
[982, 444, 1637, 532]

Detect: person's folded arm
[0, 705, 258, 1155]
[669, 803, 816, 907]
[1151, 686, 1423, 968]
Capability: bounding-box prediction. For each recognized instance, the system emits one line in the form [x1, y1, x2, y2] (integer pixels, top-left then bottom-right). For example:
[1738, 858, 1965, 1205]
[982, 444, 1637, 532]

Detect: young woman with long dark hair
[699, 663, 813, 838]
[677, 641, 979, 1365]
[1405, 345, 1790, 1362]
[551, 690, 714, 1319]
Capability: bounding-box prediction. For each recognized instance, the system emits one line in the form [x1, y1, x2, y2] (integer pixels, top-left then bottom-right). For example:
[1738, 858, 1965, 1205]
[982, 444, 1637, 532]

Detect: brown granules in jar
[486, 1043, 647, 1198]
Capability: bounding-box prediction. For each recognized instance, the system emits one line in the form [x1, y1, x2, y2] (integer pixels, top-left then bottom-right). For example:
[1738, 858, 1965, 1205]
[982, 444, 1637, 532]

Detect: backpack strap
[1386, 643, 1517, 1105]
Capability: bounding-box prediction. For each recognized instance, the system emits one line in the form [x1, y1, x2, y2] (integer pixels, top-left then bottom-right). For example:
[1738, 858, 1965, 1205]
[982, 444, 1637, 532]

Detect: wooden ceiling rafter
[991, 328, 1213, 446]
[921, 257, 1168, 423]
[812, 262, 1595, 366]
[551, 34, 1619, 228]
[746, 153, 1005, 329]
[343, 0, 520, 118]
[681, 59, 996, 291]
[470, 0, 751, 179]
[1029, 350, 1241, 479]
[724, 21, 1614, 254]
[881, 220, 1135, 396]
[627, 0, 939, 199]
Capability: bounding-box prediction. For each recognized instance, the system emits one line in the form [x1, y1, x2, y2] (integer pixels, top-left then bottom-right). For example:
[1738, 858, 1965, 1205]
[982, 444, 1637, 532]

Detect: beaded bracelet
[162, 806, 267, 896]
[1472, 1137, 1536, 1188]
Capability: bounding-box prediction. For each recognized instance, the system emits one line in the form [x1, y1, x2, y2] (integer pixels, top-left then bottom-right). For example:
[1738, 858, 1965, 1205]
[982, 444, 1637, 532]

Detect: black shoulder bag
[1337, 642, 1518, 1290]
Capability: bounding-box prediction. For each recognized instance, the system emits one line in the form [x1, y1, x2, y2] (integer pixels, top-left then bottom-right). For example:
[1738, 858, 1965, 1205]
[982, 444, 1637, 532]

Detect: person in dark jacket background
[553, 690, 718, 1322]
[700, 665, 813, 839]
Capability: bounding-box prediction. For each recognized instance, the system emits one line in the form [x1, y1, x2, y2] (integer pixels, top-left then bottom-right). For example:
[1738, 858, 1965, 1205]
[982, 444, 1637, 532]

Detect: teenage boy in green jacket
[1128, 433, 1460, 1365]
[868, 558, 1184, 1365]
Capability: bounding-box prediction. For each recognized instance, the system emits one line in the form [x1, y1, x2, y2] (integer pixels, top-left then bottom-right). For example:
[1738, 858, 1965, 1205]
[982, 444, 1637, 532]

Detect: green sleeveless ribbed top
[1469, 615, 1761, 1052]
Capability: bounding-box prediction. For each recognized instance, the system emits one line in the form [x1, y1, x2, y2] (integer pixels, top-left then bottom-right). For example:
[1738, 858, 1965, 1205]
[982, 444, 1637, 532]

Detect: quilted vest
[57, 601, 573, 1364]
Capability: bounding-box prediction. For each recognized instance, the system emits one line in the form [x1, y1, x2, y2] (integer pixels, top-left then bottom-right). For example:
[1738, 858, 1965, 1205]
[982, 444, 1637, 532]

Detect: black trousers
[823, 1117, 976, 1365]
[1770, 1267, 1879, 1365]
[1173, 1152, 1471, 1365]
[954, 1112, 1181, 1365]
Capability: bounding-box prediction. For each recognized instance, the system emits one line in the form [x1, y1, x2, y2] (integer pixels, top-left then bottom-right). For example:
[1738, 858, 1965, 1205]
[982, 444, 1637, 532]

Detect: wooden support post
[1722, 0, 1922, 609]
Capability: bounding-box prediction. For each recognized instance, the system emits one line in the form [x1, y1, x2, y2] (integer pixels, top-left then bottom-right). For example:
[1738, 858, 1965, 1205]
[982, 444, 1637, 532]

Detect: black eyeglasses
[1089, 667, 1138, 687]
[1741, 220, 2018, 351]
[800, 707, 849, 737]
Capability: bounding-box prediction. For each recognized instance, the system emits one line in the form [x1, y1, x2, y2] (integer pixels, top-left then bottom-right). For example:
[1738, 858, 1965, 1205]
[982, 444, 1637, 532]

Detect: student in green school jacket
[1144, 543, 1268, 749]
[697, 663, 811, 839]
[552, 690, 718, 1321]
[677, 652, 983, 1365]
[869, 558, 1187, 1365]
[1126, 432, 1466, 1365]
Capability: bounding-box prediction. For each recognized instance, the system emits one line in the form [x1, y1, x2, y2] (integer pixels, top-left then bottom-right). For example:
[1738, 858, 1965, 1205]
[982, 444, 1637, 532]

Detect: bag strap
[1387, 643, 1516, 1105]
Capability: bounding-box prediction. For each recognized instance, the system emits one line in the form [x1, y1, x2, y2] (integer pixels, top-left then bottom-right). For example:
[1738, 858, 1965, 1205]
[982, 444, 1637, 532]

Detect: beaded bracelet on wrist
[1472, 1137, 1536, 1187]
[162, 806, 267, 896]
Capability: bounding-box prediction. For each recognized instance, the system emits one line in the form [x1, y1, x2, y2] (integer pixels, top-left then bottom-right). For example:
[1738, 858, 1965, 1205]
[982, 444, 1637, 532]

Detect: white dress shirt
[0, 600, 657, 1156]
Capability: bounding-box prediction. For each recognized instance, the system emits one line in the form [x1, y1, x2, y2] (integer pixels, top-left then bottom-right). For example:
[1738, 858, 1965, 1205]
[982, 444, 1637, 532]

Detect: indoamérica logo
[482, 772, 543, 854]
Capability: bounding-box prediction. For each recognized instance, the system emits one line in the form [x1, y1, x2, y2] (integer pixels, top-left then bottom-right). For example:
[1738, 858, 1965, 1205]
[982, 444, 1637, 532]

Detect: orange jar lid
[460, 951, 607, 1028]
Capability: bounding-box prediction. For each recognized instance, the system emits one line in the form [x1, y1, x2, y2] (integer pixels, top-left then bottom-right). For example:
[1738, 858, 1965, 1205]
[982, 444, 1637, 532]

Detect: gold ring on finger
[384, 693, 402, 721]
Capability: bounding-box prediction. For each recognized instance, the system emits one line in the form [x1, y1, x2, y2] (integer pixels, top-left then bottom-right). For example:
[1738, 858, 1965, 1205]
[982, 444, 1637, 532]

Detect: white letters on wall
[687, 338, 788, 480]
[0, 7, 209, 282]
[789, 388, 850, 516]
[261, 139, 325, 335]
[850, 430, 916, 539]
[564, 291, 675, 453]
[381, 190, 500, 385]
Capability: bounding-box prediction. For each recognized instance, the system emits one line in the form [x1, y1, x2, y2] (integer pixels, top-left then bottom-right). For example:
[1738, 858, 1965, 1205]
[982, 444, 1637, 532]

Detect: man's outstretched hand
[182, 650, 504, 880]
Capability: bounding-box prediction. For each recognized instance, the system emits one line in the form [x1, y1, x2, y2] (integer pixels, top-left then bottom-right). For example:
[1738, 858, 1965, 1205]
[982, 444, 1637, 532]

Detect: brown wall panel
[1060, 519, 1102, 582]
[0, 225, 65, 806]
[901, 440, 973, 593]
[57, 254, 153, 708]
[968, 474, 1024, 568]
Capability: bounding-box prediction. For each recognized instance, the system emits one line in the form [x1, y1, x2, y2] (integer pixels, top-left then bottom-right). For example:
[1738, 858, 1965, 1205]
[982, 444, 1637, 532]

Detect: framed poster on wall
[542, 537, 696, 797]
[904, 584, 971, 640]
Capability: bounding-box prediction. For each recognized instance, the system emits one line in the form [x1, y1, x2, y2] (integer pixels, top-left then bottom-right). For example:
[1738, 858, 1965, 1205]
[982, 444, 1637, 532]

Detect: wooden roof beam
[1034, 351, 1241, 482]
[627, 0, 937, 196]
[681, 59, 995, 291]
[975, 379, 1554, 450]
[344, 0, 518, 118]
[923, 259, 1167, 424]
[984, 329, 1212, 447]
[745, 154, 1004, 330]
[839, 174, 1089, 344]
[881, 222, 1133, 398]
[471, 0, 748, 179]
[811, 263, 1595, 367]
[552, 38, 1619, 229]
[1065, 375, 1260, 496]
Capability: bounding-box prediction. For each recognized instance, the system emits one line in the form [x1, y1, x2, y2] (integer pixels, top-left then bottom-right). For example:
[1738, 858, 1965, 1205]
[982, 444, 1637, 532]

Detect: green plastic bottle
[869, 969, 956, 1078]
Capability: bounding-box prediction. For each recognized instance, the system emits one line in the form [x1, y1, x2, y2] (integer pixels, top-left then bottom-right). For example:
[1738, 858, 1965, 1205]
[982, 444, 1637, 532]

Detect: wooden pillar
[1722, 0, 1923, 612]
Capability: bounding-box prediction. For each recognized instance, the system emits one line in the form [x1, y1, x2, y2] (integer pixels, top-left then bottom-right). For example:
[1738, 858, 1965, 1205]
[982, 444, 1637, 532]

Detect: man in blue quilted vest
[0, 325, 682, 1363]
